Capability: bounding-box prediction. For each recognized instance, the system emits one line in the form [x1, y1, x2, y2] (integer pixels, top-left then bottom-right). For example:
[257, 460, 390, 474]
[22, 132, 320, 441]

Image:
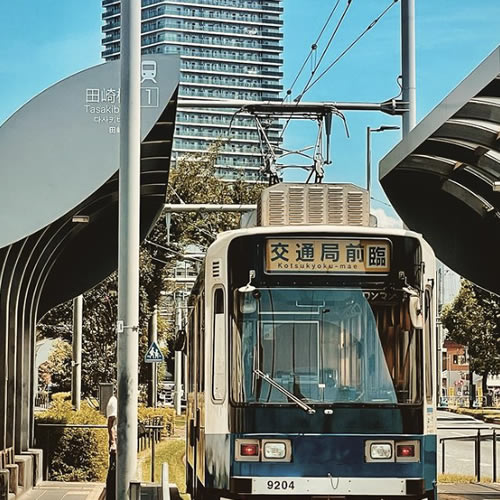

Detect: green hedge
[35, 395, 177, 481]
[35, 393, 108, 481]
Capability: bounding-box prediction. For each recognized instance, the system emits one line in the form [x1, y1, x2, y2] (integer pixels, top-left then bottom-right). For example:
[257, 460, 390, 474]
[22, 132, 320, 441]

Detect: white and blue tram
[184, 184, 437, 500]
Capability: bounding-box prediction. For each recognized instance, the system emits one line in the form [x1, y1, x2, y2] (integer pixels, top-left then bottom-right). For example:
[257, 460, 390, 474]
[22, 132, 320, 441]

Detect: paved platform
[19, 482, 104, 500]
[438, 482, 500, 498]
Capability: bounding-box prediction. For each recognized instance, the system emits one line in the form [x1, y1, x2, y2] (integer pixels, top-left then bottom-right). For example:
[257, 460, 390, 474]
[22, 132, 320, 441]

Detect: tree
[37, 144, 265, 398]
[38, 261, 170, 397]
[441, 280, 500, 404]
[159, 143, 264, 249]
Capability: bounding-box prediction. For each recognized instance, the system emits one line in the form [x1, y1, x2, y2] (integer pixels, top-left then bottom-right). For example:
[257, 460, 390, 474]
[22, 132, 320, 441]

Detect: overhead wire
[294, 0, 354, 103]
[301, 0, 400, 96]
[283, 0, 342, 102]
[278, 0, 353, 143]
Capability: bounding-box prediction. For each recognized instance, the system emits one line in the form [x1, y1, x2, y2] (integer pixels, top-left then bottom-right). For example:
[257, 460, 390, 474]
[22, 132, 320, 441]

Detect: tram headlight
[262, 439, 292, 462]
[365, 440, 394, 462]
[370, 443, 393, 459]
[263, 442, 286, 459]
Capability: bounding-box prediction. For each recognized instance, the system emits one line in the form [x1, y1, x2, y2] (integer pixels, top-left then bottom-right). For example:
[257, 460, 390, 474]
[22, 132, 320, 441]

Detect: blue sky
[1, 0, 499, 222]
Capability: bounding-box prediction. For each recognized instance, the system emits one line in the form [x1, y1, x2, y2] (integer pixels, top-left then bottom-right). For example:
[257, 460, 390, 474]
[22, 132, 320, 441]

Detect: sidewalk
[19, 482, 104, 500]
[439, 482, 500, 498]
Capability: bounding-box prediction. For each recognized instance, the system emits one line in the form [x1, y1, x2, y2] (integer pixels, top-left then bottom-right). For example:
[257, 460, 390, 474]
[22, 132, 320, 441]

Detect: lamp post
[366, 125, 400, 196]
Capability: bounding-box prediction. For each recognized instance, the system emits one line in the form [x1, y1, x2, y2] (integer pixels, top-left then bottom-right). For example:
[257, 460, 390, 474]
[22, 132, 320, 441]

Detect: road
[437, 410, 500, 480]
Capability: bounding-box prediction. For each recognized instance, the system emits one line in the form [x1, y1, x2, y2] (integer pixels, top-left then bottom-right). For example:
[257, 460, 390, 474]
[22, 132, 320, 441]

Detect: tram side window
[197, 295, 205, 392]
[424, 289, 433, 404]
[212, 288, 226, 401]
[188, 310, 196, 393]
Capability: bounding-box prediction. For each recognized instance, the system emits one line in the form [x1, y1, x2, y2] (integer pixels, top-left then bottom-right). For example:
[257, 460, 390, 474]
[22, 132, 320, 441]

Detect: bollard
[494, 429, 497, 483]
[161, 463, 170, 500]
[476, 429, 481, 482]
[441, 440, 445, 474]
[151, 428, 156, 483]
[130, 480, 141, 500]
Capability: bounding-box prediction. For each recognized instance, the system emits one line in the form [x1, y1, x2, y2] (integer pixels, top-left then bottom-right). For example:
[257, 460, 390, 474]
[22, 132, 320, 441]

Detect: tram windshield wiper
[253, 369, 315, 414]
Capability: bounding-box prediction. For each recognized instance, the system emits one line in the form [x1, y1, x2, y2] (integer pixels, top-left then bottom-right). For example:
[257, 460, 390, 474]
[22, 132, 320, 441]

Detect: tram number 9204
[267, 480, 295, 490]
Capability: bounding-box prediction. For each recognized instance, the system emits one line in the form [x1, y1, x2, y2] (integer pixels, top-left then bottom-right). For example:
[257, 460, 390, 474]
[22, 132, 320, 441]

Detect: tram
[183, 183, 437, 500]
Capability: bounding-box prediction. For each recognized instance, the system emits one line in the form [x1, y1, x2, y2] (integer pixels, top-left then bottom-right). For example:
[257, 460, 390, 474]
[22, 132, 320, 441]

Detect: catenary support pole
[117, 0, 141, 497]
[401, 0, 416, 136]
[174, 307, 183, 416]
[71, 295, 83, 411]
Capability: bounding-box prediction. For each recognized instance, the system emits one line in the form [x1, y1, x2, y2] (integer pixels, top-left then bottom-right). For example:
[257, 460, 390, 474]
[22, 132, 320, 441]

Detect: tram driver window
[233, 288, 422, 406]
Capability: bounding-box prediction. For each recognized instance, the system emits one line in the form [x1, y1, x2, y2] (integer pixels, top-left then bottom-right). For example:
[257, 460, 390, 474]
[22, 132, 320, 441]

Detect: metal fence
[440, 427, 498, 482]
[35, 417, 169, 480]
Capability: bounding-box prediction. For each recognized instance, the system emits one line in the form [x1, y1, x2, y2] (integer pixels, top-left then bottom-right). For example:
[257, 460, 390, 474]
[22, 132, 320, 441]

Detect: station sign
[265, 238, 390, 274]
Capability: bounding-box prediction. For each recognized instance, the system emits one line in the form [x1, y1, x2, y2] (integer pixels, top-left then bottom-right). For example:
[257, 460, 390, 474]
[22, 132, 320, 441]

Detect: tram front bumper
[230, 476, 425, 496]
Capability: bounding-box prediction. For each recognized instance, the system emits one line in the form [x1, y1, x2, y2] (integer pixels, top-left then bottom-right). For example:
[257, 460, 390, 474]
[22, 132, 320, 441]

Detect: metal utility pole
[174, 306, 183, 416]
[71, 295, 83, 411]
[117, 0, 141, 497]
[401, 0, 416, 136]
[148, 306, 158, 408]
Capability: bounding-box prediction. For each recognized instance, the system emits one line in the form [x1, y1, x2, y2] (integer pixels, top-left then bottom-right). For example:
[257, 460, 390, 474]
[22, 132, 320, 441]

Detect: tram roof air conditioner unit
[257, 183, 370, 227]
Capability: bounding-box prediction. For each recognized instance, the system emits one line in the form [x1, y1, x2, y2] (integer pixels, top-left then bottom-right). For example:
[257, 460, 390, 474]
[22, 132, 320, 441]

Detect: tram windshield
[232, 288, 421, 406]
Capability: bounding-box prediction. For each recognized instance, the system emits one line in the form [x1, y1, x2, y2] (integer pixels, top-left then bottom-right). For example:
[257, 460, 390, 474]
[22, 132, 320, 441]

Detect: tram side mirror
[174, 329, 186, 352]
[409, 296, 423, 329]
[238, 270, 256, 294]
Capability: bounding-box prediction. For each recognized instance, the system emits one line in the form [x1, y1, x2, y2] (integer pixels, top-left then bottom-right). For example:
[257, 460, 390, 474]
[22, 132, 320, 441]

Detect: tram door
[186, 294, 205, 495]
[186, 298, 198, 493]
[196, 293, 206, 486]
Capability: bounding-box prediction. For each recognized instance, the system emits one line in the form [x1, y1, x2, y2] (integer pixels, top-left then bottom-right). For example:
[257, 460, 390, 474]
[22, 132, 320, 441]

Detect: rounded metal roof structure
[0, 55, 179, 459]
[380, 47, 500, 294]
[0, 55, 179, 315]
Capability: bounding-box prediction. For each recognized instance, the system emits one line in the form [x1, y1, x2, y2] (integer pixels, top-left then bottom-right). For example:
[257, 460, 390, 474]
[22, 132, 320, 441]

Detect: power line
[283, 0, 342, 101]
[295, 0, 354, 103]
[302, 0, 400, 96]
[279, 0, 353, 143]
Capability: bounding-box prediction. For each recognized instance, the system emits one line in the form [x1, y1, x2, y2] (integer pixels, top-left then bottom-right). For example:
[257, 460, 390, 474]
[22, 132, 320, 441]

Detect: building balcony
[103, 21, 120, 32]
[102, 8, 120, 20]
[168, 0, 283, 15]
[103, 34, 120, 44]
[261, 18, 283, 25]
[102, 47, 119, 58]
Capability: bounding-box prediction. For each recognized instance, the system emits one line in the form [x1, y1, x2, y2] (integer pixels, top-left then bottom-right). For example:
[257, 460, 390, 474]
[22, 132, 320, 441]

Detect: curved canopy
[0, 55, 179, 314]
[380, 47, 500, 294]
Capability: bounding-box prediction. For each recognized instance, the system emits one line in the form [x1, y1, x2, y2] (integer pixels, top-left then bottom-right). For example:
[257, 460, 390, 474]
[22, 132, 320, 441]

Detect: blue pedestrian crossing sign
[145, 341, 164, 363]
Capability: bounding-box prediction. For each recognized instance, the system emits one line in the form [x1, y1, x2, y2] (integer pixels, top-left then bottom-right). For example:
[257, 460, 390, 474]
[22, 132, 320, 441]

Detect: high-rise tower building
[102, 0, 283, 181]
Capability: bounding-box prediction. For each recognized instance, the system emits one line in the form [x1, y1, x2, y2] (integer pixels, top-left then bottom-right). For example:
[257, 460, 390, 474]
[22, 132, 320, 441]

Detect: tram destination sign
[265, 238, 390, 274]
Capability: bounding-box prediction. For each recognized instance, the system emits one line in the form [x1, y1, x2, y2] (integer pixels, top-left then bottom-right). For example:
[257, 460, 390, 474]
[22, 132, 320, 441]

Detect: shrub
[35, 402, 176, 482]
[35, 399, 108, 481]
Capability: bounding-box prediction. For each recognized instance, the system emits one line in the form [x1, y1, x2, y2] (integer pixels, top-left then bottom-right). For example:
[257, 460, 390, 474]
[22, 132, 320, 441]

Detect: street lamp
[366, 125, 400, 195]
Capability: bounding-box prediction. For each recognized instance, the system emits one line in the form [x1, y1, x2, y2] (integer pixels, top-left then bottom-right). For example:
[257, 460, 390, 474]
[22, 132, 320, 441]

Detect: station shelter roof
[380, 47, 500, 294]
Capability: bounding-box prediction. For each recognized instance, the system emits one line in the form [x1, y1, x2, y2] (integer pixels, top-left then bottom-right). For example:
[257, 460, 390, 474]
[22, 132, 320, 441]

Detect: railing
[35, 417, 171, 480]
[34, 391, 50, 409]
[440, 427, 498, 482]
